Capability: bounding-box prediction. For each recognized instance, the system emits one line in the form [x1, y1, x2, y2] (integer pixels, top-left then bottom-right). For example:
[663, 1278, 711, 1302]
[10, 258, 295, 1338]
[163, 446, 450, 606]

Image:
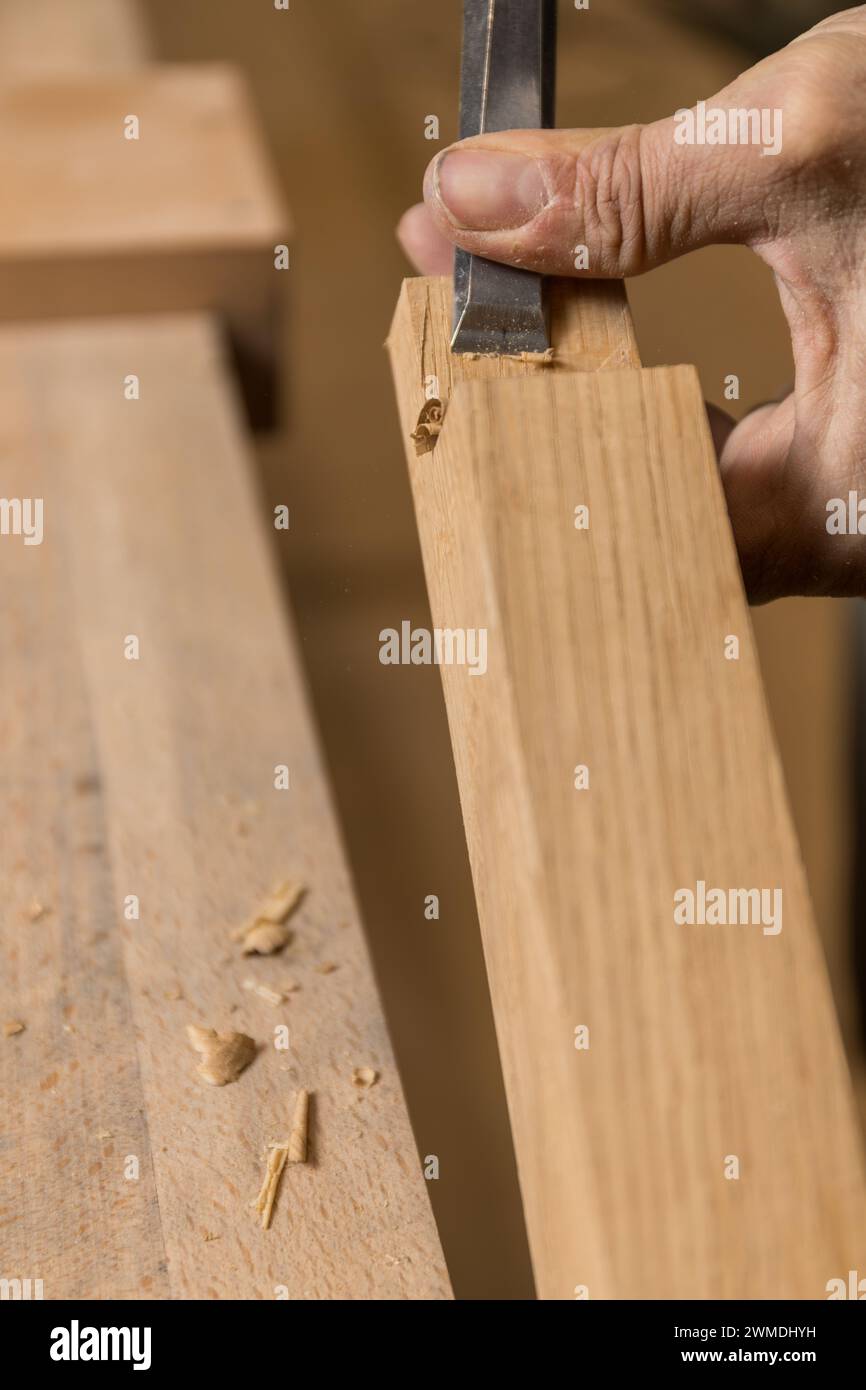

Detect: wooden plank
[0, 312, 450, 1300]
[0, 0, 150, 75]
[388, 275, 866, 1300]
[0, 66, 284, 261]
[0, 65, 287, 425]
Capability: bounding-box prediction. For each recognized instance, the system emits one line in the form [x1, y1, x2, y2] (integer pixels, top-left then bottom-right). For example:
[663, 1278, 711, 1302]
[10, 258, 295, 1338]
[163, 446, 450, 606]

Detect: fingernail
[430, 149, 548, 231]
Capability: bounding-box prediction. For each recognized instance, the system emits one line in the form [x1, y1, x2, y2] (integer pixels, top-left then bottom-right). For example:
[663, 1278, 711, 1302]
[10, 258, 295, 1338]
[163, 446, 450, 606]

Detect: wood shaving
[186, 1024, 256, 1086]
[2, 1020, 25, 1038]
[242, 978, 286, 1007]
[288, 1088, 310, 1164]
[254, 1143, 288, 1230]
[352, 1067, 378, 1089]
[252, 1089, 310, 1230]
[411, 398, 444, 456]
[25, 899, 49, 923]
[232, 879, 305, 954]
[241, 922, 293, 956]
[315, 961, 338, 975]
[255, 879, 305, 925]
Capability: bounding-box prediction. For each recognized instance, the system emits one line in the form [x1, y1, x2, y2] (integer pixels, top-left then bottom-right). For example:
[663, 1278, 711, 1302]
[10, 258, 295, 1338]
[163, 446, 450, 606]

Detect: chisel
[451, 0, 557, 356]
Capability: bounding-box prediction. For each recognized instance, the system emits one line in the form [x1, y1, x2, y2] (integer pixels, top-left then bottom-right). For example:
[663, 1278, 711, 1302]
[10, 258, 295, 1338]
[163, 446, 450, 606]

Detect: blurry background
[128, 0, 862, 1295]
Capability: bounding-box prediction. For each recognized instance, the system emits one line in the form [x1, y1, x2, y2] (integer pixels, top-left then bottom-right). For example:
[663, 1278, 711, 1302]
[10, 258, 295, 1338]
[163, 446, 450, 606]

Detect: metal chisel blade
[452, 0, 557, 356]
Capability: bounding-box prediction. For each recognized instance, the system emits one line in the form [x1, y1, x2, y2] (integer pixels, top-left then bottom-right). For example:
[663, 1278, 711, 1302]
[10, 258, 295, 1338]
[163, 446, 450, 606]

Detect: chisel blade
[452, 0, 557, 356]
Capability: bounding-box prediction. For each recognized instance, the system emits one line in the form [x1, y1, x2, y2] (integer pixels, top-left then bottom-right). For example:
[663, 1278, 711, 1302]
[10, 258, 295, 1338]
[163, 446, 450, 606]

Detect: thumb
[422, 108, 785, 277]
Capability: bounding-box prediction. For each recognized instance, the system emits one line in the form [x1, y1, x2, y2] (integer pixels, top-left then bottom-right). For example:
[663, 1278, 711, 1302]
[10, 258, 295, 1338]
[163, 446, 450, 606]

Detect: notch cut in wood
[388, 276, 866, 1299]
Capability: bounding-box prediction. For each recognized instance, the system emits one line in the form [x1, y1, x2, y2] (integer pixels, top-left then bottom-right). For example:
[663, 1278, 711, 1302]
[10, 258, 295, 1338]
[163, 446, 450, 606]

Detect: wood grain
[0, 313, 450, 1300]
[389, 276, 866, 1299]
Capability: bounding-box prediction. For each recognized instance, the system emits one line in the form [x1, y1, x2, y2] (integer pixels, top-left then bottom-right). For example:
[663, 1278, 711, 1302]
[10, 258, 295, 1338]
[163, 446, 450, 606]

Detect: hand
[398, 7, 866, 603]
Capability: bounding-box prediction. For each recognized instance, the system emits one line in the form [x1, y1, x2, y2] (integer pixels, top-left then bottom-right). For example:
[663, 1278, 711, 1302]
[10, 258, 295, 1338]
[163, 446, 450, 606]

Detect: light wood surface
[0, 66, 284, 257]
[0, 313, 450, 1300]
[0, 0, 150, 74]
[389, 276, 866, 1299]
[0, 65, 286, 423]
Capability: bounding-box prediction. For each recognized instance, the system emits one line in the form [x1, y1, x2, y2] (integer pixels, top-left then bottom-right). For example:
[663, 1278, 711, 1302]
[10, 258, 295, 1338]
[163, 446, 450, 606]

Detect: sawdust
[511, 347, 555, 364]
[315, 961, 338, 975]
[24, 899, 49, 923]
[186, 1025, 256, 1086]
[352, 1066, 378, 1089]
[253, 1089, 311, 1229]
[233, 879, 305, 955]
[452, 349, 555, 365]
[242, 978, 286, 1007]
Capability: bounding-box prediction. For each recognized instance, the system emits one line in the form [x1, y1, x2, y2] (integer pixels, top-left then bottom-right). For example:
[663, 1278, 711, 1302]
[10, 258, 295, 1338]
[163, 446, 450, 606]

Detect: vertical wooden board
[389, 280, 866, 1299]
[0, 314, 450, 1300]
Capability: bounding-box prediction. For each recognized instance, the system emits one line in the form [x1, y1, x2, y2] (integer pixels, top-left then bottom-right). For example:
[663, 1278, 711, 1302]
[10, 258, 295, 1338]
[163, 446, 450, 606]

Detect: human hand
[398, 7, 866, 602]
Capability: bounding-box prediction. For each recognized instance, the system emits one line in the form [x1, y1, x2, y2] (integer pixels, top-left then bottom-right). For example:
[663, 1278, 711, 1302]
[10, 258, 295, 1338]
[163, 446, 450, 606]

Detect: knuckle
[566, 125, 648, 275]
[773, 84, 851, 178]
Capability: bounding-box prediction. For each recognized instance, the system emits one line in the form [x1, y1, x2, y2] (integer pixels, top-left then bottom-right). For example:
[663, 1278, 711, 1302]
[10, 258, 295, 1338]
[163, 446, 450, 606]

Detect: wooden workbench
[0, 313, 450, 1299]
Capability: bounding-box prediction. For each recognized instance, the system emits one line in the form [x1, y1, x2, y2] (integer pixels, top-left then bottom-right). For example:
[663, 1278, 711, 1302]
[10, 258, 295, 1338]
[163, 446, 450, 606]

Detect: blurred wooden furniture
[0, 0, 151, 73]
[0, 59, 286, 425]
